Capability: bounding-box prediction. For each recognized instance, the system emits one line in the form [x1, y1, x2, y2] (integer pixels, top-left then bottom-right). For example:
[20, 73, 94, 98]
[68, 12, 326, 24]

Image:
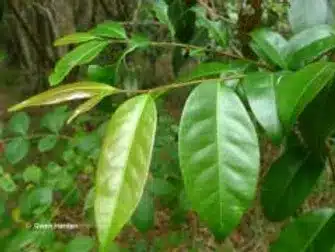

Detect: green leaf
[87, 65, 116, 84]
[8, 82, 119, 112]
[54, 33, 100, 46]
[0, 173, 17, 193]
[23, 165, 42, 184]
[38, 135, 58, 152]
[250, 28, 288, 69]
[276, 62, 335, 131]
[271, 208, 335, 252]
[19, 187, 53, 217]
[130, 34, 151, 48]
[65, 236, 95, 252]
[286, 25, 335, 70]
[192, 6, 226, 48]
[90, 21, 127, 39]
[179, 81, 260, 238]
[243, 72, 283, 144]
[49, 41, 110, 86]
[131, 190, 155, 233]
[95, 94, 157, 251]
[5, 137, 30, 164]
[8, 112, 30, 135]
[152, 0, 175, 37]
[67, 94, 107, 123]
[178, 62, 245, 82]
[261, 143, 325, 221]
[288, 0, 333, 34]
[40, 106, 69, 134]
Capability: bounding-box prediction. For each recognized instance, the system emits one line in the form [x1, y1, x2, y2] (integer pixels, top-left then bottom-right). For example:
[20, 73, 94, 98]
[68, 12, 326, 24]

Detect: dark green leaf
[95, 94, 157, 251]
[9, 82, 119, 112]
[54, 33, 100, 46]
[5, 137, 30, 164]
[8, 112, 30, 135]
[261, 143, 325, 221]
[179, 81, 259, 238]
[250, 28, 288, 69]
[243, 72, 283, 144]
[49, 41, 110, 86]
[152, 0, 175, 37]
[276, 62, 335, 131]
[90, 21, 127, 39]
[271, 208, 335, 252]
[131, 190, 155, 232]
[286, 25, 335, 69]
[288, 0, 333, 34]
[87, 65, 116, 84]
[38, 135, 58, 152]
[19, 187, 53, 217]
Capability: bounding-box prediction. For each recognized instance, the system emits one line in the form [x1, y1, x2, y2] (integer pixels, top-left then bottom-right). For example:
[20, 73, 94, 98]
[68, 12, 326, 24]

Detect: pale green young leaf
[8, 82, 119, 112]
[95, 94, 157, 251]
[49, 41, 110, 86]
[90, 21, 127, 39]
[54, 33, 100, 46]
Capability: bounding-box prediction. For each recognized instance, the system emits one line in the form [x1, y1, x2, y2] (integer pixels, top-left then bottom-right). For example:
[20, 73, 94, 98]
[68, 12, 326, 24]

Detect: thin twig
[1, 133, 72, 143]
[326, 141, 335, 181]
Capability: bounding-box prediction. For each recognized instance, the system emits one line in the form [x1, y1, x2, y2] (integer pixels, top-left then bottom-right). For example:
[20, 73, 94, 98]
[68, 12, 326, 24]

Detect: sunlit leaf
[271, 208, 335, 252]
[179, 81, 259, 238]
[95, 94, 157, 251]
[0, 173, 17, 193]
[54, 33, 100, 46]
[67, 94, 107, 124]
[49, 41, 110, 86]
[8, 82, 119, 112]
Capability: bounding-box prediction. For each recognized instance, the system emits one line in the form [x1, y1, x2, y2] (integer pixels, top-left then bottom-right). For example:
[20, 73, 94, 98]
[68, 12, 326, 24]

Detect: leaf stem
[1, 133, 72, 143]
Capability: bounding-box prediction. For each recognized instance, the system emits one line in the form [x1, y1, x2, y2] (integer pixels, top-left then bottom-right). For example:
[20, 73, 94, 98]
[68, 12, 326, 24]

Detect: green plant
[3, 0, 335, 251]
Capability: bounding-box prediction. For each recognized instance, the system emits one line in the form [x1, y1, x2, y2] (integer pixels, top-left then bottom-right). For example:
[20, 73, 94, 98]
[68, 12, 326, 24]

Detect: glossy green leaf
[299, 81, 335, 155]
[131, 190, 155, 233]
[8, 112, 30, 135]
[90, 21, 127, 39]
[243, 72, 283, 144]
[250, 28, 288, 68]
[8, 82, 119, 112]
[49, 41, 110, 86]
[87, 64, 116, 84]
[276, 62, 335, 131]
[65, 236, 94, 252]
[286, 25, 335, 69]
[288, 0, 333, 34]
[179, 81, 260, 238]
[95, 94, 157, 251]
[261, 143, 325, 221]
[178, 62, 245, 82]
[152, 0, 175, 37]
[0, 173, 17, 193]
[67, 94, 107, 123]
[38, 135, 58, 152]
[23, 165, 42, 184]
[5, 137, 30, 164]
[271, 208, 335, 252]
[54, 33, 100, 46]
